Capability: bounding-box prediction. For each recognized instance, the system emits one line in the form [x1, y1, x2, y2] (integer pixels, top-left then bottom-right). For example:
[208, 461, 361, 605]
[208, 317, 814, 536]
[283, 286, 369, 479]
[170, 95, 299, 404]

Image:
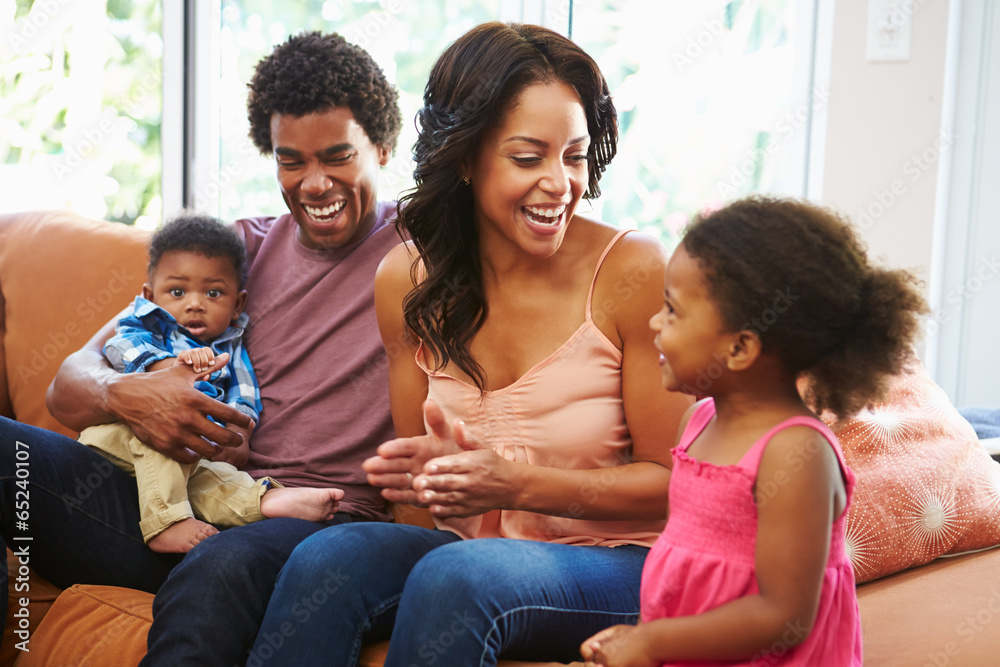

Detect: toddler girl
[581, 196, 927, 666]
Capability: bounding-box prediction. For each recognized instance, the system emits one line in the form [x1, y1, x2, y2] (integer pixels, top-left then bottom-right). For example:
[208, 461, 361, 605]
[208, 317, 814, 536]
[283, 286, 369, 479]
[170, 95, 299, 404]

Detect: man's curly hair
[247, 31, 402, 155]
[149, 213, 247, 289]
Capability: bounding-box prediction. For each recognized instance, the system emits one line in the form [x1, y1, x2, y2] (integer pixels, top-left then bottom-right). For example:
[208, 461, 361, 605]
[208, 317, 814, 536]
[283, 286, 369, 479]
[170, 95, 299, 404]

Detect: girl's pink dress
[640, 399, 863, 666]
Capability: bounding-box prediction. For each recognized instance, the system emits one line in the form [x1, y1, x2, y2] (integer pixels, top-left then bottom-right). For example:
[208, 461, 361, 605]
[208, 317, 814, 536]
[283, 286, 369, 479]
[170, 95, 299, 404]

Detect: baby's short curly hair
[148, 213, 247, 289]
[247, 31, 402, 155]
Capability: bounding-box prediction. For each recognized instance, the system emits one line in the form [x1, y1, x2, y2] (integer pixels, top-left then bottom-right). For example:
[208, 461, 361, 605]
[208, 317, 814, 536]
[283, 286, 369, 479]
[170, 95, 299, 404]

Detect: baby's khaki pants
[78, 423, 277, 543]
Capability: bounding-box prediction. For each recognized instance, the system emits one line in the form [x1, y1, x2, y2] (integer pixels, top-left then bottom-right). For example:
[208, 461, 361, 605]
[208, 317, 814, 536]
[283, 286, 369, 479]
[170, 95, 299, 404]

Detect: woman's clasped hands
[362, 399, 516, 518]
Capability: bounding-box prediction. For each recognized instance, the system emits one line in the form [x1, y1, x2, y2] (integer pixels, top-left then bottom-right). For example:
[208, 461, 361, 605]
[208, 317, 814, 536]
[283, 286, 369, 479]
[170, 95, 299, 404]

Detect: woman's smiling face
[466, 80, 591, 259]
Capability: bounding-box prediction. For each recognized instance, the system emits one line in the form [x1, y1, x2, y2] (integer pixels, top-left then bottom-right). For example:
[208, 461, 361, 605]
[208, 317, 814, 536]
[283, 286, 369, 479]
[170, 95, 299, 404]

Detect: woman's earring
[461, 176, 471, 186]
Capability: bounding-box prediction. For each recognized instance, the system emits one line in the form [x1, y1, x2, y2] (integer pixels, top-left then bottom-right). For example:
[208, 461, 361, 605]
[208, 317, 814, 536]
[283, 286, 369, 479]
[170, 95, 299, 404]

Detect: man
[1, 32, 403, 664]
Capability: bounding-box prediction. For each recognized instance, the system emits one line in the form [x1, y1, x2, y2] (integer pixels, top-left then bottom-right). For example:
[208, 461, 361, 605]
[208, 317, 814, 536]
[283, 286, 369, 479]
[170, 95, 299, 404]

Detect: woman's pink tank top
[416, 230, 665, 547]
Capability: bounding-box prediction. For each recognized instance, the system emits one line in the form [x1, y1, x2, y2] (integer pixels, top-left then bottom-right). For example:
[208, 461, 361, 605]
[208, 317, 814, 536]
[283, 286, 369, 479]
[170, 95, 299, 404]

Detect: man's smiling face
[271, 107, 391, 250]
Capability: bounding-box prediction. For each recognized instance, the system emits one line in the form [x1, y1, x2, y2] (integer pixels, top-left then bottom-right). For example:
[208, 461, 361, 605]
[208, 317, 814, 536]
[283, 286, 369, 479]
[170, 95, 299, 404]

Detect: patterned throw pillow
[820, 365, 1000, 583]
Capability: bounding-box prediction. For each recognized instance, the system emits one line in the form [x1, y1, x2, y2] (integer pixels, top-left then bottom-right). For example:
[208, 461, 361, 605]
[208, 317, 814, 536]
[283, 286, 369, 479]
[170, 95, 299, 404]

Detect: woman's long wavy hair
[397, 22, 618, 391]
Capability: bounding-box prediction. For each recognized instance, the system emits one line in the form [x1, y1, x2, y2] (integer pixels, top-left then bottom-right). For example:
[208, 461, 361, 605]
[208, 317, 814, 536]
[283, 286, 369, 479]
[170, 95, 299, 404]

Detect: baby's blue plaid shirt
[103, 296, 261, 424]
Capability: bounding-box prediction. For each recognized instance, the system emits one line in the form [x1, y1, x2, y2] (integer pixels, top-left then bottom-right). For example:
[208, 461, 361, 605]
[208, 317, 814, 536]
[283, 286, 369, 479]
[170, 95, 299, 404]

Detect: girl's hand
[413, 420, 511, 518]
[363, 399, 462, 505]
[581, 625, 657, 667]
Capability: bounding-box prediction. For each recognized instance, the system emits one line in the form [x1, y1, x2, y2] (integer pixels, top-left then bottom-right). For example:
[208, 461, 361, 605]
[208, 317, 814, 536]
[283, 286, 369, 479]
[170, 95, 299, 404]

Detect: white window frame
[929, 0, 1000, 404]
[162, 0, 223, 220]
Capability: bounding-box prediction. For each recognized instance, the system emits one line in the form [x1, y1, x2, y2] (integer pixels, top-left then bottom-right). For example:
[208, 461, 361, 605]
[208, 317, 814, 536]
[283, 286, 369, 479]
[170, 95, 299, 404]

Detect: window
[2, 0, 817, 244]
[201, 0, 818, 249]
[572, 0, 818, 246]
[1, 0, 163, 226]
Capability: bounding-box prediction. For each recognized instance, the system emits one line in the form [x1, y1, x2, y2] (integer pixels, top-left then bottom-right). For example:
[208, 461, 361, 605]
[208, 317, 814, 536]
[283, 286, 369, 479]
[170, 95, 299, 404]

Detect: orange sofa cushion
[857, 547, 1000, 666]
[0, 211, 149, 434]
[827, 366, 1000, 582]
[14, 585, 152, 667]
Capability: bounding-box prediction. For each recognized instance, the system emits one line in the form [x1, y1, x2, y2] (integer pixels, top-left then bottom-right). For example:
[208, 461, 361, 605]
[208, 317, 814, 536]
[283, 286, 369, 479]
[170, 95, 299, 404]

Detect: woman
[249, 22, 691, 665]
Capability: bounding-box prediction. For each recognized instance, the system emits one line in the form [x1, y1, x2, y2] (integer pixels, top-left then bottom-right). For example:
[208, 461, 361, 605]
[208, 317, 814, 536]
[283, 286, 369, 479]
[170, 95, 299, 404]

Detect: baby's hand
[175, 347, 216, 374]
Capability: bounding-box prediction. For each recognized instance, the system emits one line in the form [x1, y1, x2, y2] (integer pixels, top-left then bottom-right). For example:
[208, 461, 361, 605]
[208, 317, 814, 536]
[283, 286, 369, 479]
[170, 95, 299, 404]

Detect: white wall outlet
[867, 0, 913, 62]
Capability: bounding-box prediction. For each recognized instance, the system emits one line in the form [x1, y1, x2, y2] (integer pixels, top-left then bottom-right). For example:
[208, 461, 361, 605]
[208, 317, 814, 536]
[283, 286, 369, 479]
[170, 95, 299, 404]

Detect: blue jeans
[250, 522, 649, 666]
[0, 417, 348, 664]
[0, 417, 181, 638]
[143, 515, 353, 665]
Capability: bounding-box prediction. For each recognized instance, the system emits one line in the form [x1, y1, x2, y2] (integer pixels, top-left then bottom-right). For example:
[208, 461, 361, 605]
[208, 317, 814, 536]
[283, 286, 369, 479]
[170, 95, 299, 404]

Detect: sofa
[1, 209, 999, 666]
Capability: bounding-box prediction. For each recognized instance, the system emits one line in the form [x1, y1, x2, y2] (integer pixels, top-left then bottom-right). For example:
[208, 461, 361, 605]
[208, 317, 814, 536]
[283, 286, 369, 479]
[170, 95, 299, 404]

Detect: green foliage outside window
[573, 0, 800, 248]
[2, 0, 162, 226]
[1, 0, 804, 241]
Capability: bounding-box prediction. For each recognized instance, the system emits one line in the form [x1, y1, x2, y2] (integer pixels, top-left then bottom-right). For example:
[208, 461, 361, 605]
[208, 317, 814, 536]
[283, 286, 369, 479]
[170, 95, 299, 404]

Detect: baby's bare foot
[260, 487, 344, 522]
[148, 517, 219, 553]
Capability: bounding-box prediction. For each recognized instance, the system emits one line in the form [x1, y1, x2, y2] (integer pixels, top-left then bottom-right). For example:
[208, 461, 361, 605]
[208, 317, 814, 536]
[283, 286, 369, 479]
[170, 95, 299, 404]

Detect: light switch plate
[867, 0, 912, 62]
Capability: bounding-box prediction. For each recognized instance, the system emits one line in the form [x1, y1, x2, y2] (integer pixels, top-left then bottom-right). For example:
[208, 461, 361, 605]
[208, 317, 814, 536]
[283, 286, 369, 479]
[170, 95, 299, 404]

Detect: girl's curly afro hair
[247, 31, 402, 154]
[682, 196, 929, 419]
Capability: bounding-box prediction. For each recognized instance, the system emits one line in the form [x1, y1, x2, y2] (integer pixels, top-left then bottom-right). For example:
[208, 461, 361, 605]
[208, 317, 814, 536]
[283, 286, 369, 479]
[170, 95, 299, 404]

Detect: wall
[820, 0, 952, 289]
[818, 0, 999, 405]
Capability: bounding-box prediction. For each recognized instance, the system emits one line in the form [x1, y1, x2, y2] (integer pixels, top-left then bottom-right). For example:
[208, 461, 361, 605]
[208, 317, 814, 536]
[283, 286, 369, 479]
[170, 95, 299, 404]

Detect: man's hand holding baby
[143, 349, 251, 466]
